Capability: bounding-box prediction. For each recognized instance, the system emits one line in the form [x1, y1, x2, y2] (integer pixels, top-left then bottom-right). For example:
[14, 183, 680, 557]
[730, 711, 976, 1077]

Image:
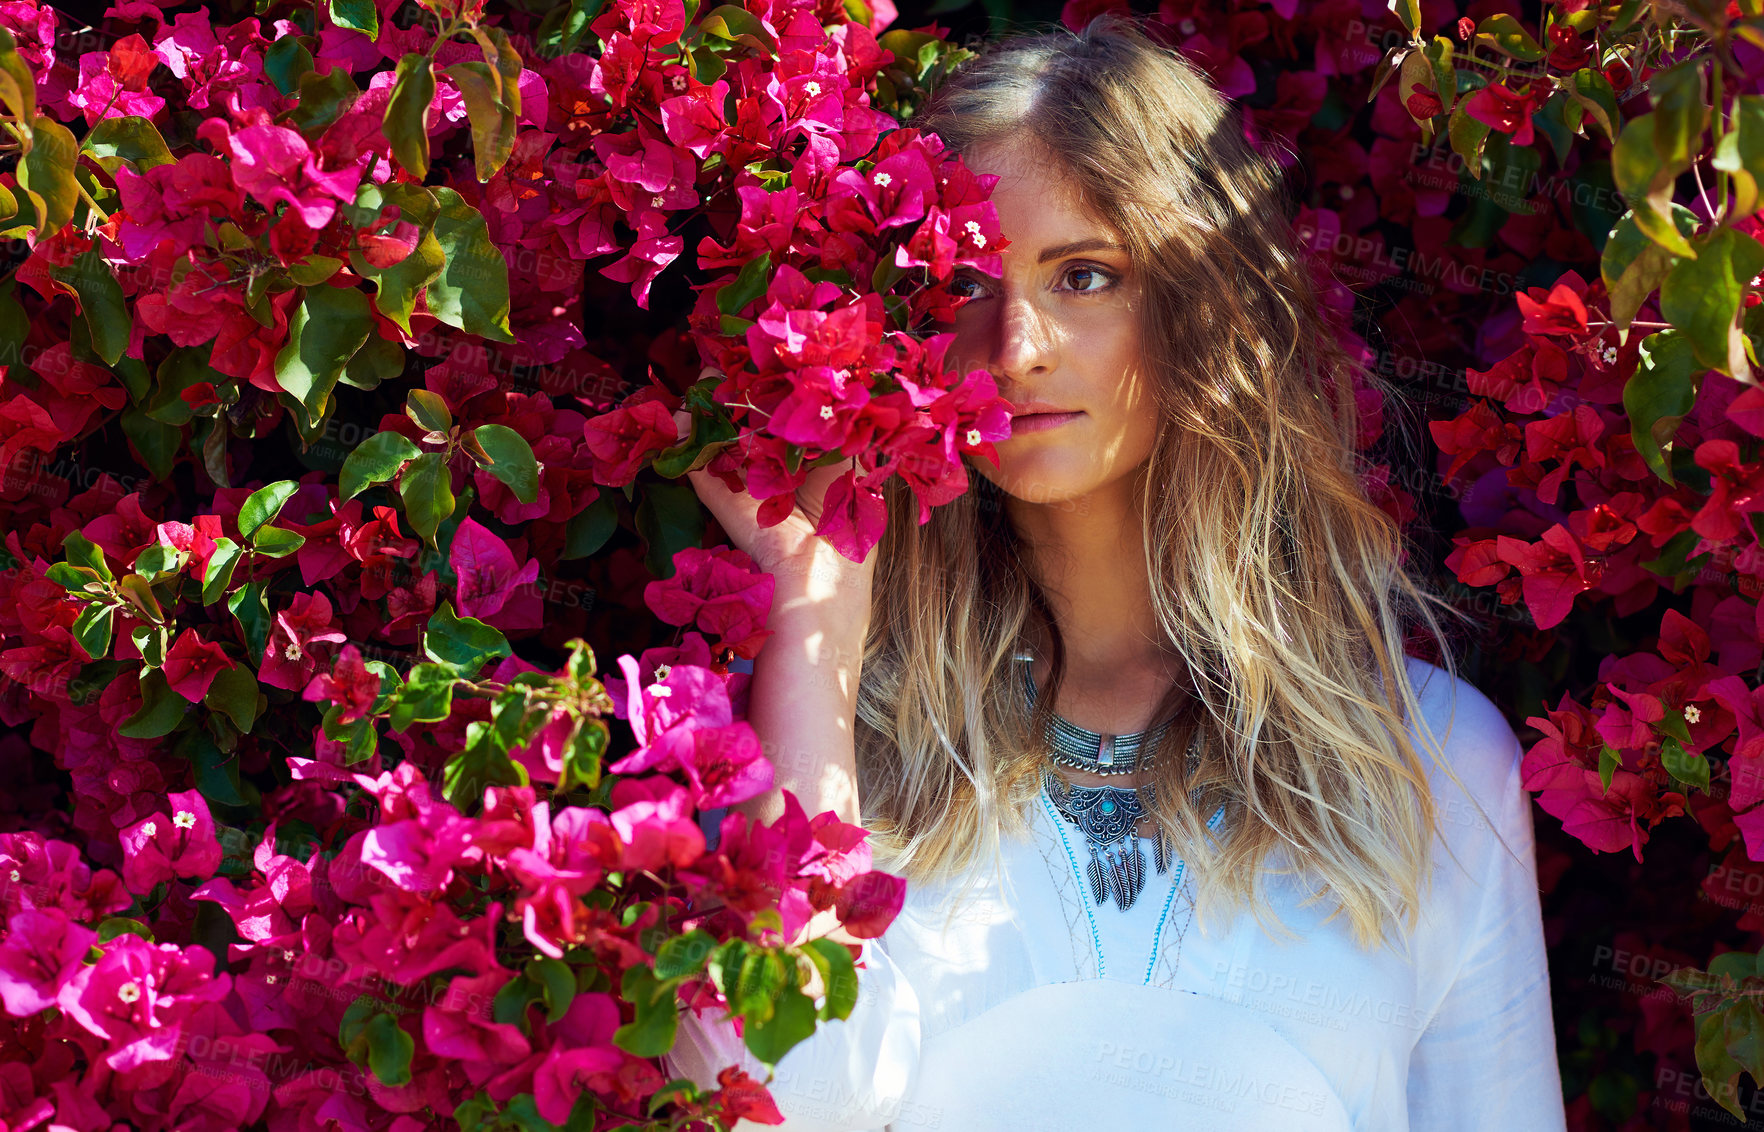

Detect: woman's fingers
[672, 409, 766, 540]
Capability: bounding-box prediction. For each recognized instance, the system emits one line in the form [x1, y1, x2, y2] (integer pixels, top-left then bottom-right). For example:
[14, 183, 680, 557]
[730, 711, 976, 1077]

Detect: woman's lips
[1009, 411, 1084, 435]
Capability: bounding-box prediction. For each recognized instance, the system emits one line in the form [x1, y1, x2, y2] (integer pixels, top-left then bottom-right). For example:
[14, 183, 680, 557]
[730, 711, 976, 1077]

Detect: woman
[666, 18, 1565, 1131]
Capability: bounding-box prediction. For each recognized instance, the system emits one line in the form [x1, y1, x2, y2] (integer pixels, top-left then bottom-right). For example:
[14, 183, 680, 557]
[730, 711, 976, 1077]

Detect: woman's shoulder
[1400, 654, 1526, 819]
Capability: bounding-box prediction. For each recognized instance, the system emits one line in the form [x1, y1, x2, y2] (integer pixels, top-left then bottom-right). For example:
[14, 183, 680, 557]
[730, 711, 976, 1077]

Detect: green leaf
[19, 115, 78, 241]
[1625, 331, 1700, 484]
[442, 723, 524, 809]
[251, 526, 306, 557]
[635, 479, 705, 580]
[804, 938, 858, 1020]
[287, 255, 343, 287]
[1447, 98, 1491, 175]
[1471, 14, 1545, 62]
[398, 450, 456, 546]
[715, 252, 772, 317]
[200, 538, 242, 604]
[83, 115, 174, 173]
[62, 530, 113, 584]
[1649, 59, 1708, 171]
[239, 481, 300, 541]
[384, 53, 436, 179]
[528, 957, 575, 1023]
[145, 348, 226, 426]
[406, 388, 453, 433]
[228, 582, 271, 664]
[426, 187, 515, 343]
[424, 601, 513, 671]
[445, 58, 519, 183]
[473, 424, 540, 504]
[0, 28, 39, 124]
[1661, 735, 1710, 792]
[364, 1013, 414, 1087]
[120, 669, 186, 738]
[389, 663, 459, 731]
[1613, 115, 1697, 258]
[350, 183, 443, 333]
[561, 493, 618, 560]
[264, 34, 315, 96]
[654, 930, 718, 980]
[742, 983, 817, 1066]
[70, 602, 114, 660]
[341, 430, 422, 500]
[205, 665, 260, 733]
[288, 67, 360, 136]
[612, 965, 680, 1057]
[1660, 228, 1764, 382]
[327, 0, 379, 36]
[274, 285, 374, 429]
[1568, 67, 1620, 143]
[45, 250, 130, 366]
[1600, 208, 1695, 336]
[342, 333, 403, 390]
[1714, 95, 1764, 219]
[699, 5, 777, 53]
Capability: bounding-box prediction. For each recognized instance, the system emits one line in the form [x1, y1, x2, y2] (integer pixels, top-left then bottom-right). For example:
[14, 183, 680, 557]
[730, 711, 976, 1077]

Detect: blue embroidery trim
[1040, 791, 1106, 979]
[1141, 804, 1227, 985]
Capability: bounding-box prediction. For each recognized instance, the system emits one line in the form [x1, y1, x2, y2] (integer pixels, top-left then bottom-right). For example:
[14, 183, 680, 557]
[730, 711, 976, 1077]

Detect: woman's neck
[1008, 470, 1187, 737]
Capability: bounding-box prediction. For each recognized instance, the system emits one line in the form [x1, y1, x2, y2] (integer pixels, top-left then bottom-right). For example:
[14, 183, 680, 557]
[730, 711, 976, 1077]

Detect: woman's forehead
[964, 140, 1125, 254]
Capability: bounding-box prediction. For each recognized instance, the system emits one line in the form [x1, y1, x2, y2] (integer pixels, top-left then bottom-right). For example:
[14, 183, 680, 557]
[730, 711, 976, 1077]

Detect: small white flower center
[819, 405, 834, 420]
[265, 974, 278, 985]
[1684, 704, 1702, 724]
[8, 869, 18, 882]
[650, 684, 673, 698]
[140, 821, 158, 838]
[1602, 346, 1618, 364]
[803, 81, 821, 97]
[653, 663, 672, 682]
[872, 171, 892, 188]
[965, 429, 982, 446]
[173, 811, 196, 829]
[651, 194, 665, 208]
[118, 981, 142, 1003]
[670, 74, 687, 92]
[284, 642, 302, 661]
[1178, 17, 1197, 34]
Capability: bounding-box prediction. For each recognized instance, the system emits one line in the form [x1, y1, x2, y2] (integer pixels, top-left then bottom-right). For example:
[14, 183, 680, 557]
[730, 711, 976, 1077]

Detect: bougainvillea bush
[0, 0, 1012, 1124]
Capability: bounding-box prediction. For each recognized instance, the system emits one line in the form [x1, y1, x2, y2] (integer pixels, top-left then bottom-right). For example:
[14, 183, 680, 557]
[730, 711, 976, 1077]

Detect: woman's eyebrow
[1035, 238, 1127, 264]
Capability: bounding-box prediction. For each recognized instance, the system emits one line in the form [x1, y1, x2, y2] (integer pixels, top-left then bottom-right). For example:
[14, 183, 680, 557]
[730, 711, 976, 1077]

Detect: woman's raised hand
[668, 398, 873, 830]
[670, 404, 878, 625]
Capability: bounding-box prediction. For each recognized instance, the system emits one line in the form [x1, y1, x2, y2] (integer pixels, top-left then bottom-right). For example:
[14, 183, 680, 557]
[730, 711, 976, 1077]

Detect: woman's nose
[988, 292, 1056, 383]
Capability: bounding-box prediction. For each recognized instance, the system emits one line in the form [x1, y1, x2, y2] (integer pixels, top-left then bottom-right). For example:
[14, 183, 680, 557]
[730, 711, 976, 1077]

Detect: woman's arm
[1406, 729, 1567, 1131]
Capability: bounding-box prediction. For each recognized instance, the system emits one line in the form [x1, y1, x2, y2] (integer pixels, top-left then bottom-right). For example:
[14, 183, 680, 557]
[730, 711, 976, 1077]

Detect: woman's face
[944, 137, 1161, 510]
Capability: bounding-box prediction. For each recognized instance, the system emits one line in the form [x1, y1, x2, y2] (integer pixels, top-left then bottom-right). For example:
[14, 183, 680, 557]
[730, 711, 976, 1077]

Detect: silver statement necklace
[1019, 652, 1200, 911]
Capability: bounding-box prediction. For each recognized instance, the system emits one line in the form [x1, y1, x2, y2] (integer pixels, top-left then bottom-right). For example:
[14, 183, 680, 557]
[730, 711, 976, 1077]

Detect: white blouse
[669, 657, 1567, 1132]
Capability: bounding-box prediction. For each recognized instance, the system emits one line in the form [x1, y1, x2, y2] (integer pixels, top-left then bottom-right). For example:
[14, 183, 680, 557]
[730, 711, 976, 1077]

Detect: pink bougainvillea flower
[57, 933, 231, 1083]
[118, 789, 224, 893]
[226, 124, 365, 230]
[0, 908, 98, 1017]
[160, 627, 235, 702]
[1462, 81, 1541, 147]
[643, 545, 775, 658]
[451, 517, 543, 629]
[610, 654, 774, 808]
[302, 643, 381, 724]
[608, 776, 705, 871]
[259, 592, 347, 691]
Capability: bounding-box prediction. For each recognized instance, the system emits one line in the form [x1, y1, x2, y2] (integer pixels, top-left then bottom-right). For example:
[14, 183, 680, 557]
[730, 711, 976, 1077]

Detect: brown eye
[949, 275, 988, 299]
[1062, 265, 1115, 292]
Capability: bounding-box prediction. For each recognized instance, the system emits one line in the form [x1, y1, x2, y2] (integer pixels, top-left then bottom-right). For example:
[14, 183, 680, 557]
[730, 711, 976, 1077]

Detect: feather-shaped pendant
[1086, 856, 1108, 905]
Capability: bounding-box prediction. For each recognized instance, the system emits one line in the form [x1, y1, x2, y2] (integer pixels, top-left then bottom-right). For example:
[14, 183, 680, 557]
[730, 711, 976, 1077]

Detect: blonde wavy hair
[855, 17, 1479, 951]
